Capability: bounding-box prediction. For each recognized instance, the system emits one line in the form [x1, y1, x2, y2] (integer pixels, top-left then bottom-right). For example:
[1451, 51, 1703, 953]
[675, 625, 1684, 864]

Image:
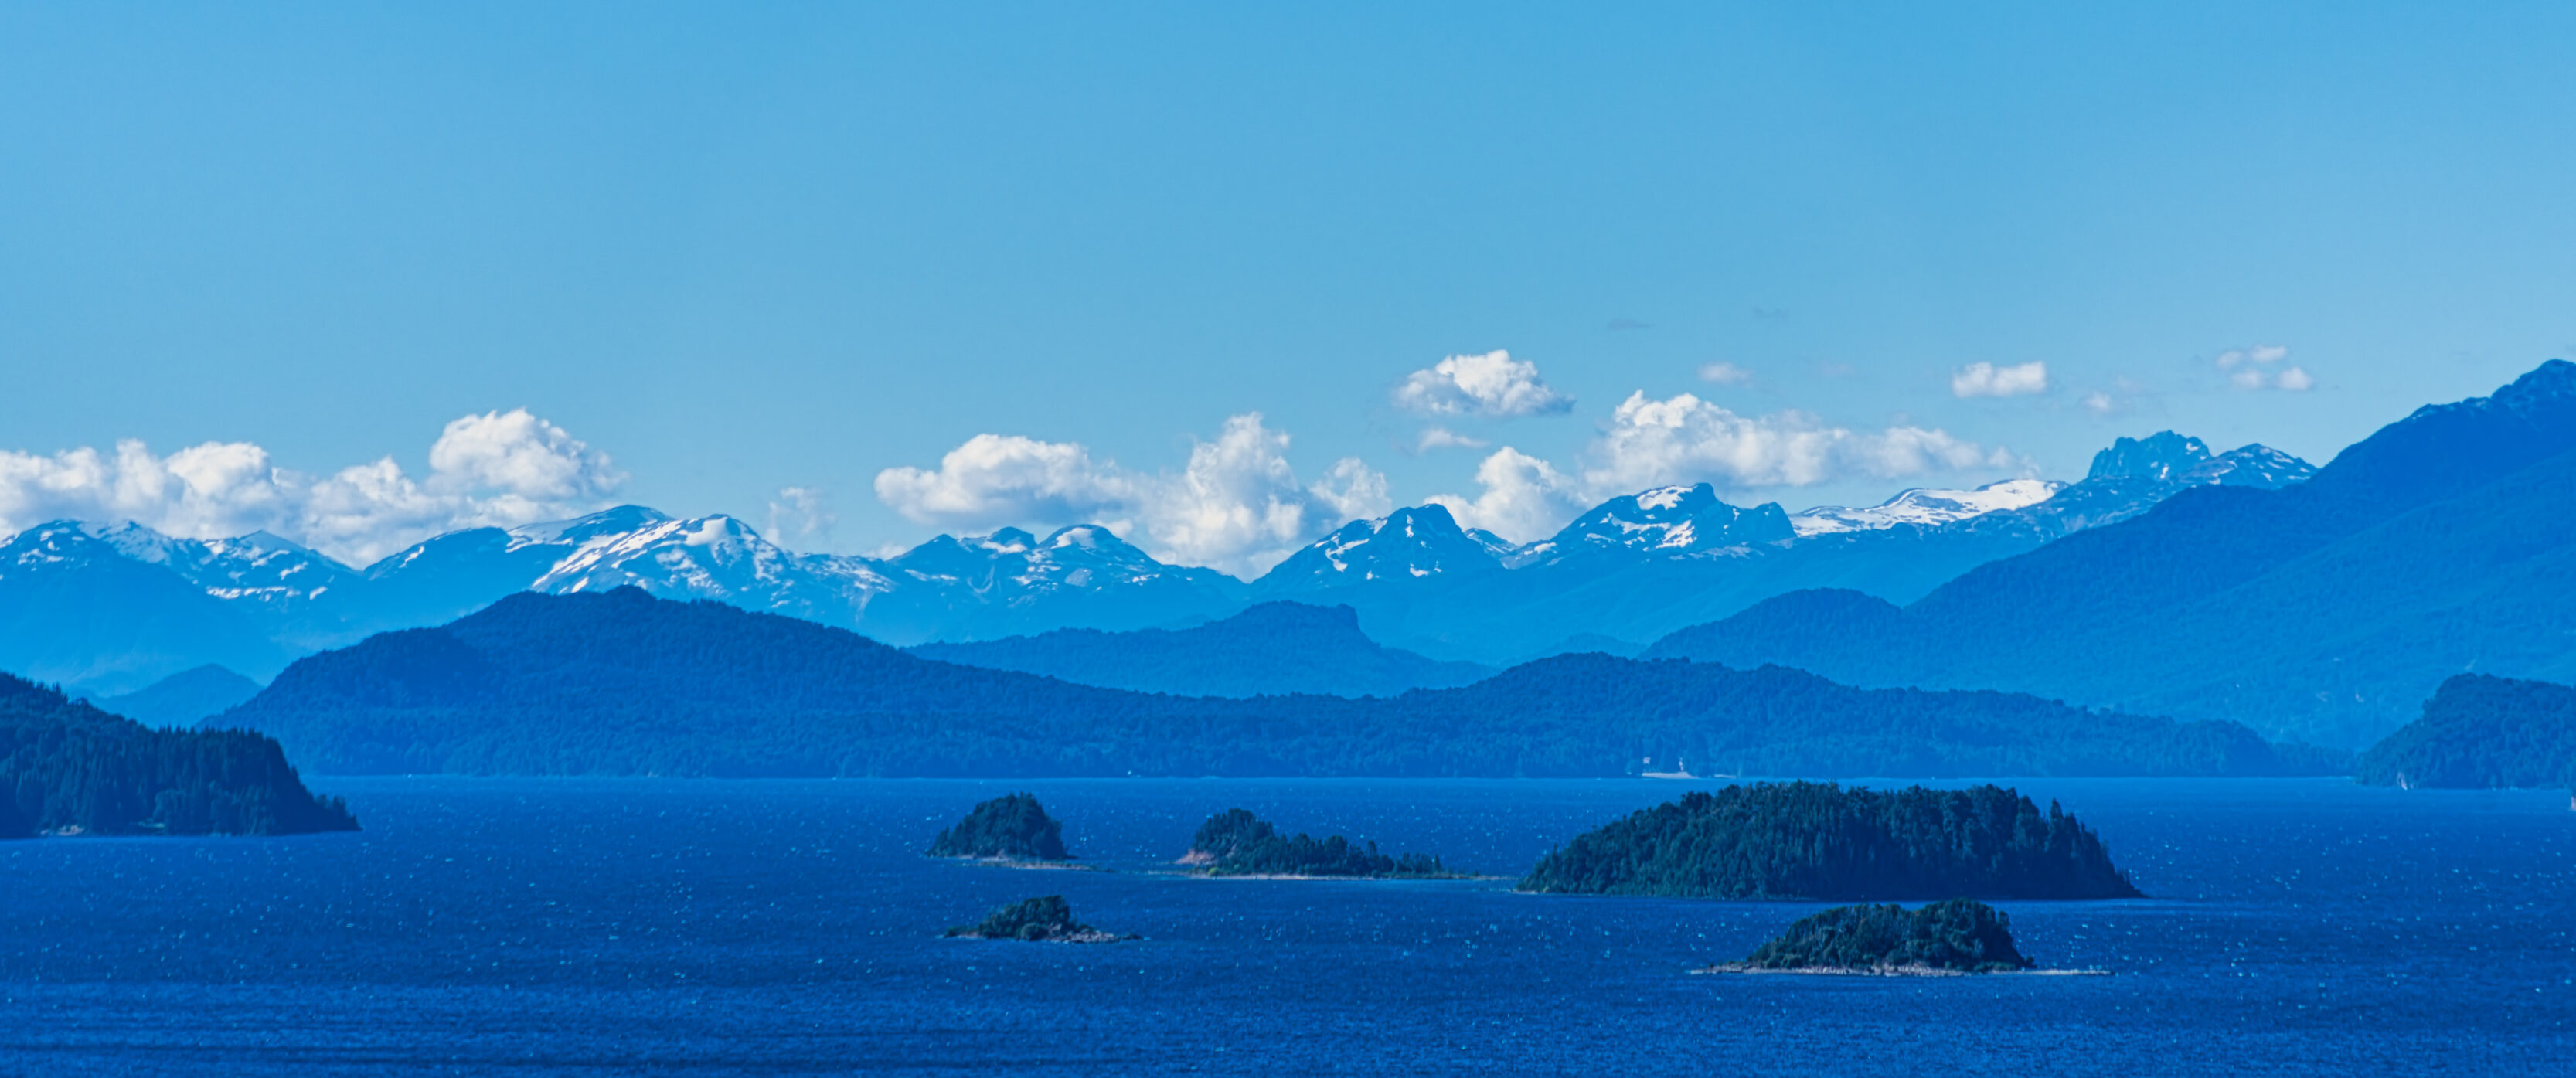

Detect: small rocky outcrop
[943, 895, 1131, 943]
[928, 793, 1068, 861]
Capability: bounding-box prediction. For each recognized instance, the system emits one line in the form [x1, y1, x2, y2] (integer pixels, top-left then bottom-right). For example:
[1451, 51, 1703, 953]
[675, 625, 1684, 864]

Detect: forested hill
[2355, 675, 2576, 789]
[0, 672, 356, 837]
[216, 588, 2338, 779]
[908, 602, 1495, 698]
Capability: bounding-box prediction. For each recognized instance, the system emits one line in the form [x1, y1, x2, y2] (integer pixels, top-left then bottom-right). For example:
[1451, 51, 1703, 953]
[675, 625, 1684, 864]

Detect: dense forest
[0, 671, 356, 837]
[2355, 675, 2576, 788]
[927, 792, 1069, 859]
[217, 588, 2336, 779]
[1724, 899, 2033, 974]
[1518, 782, 2140, 900]
[1185, 808, 1450, 877]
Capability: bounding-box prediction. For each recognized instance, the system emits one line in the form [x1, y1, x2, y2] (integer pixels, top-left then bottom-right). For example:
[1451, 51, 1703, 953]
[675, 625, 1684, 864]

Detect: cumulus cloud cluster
[2219, 345, 2312, 391]
[1428, 392, 2020, 542]
[1391, 350, 1573, 418]
[873, 413, 1390, 576]
[1951, 360, 2050, 398]
[1422, 447, 1582, 543]
[0, 410, 625, 566]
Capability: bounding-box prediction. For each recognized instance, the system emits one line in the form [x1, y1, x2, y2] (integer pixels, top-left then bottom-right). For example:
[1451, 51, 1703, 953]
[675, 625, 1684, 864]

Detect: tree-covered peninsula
[0, 672, 356, 838]
[944, 895, 1129, 943]
[1519, 782, 2139, 900]
[927, 792, 1069, 860]
[1182, 808, 1455, 877]
[2356, 674, 2576, 789]
[1700, 899, 2036, 975]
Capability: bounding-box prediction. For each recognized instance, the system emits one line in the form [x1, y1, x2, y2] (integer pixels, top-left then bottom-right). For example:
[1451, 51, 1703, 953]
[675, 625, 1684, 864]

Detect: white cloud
[1391, 350, 1573, 418]
[2082, 391, 2118, 415]
[1308, 457, 1393, 522]
[1417, 393, 2023, 543]
[2216, 344, 2290, 369]
[2217, 345, 2312, 391]
[1424, 447, 1584, 544]
[872, 434, 1135, 530]
[765, 486, 835, 550]
[1414, 427, 1488, 452]
[0, 408, 626, 566]
[1696, 362, 1753, 386]
[875, 413, 1390, 577]
[1581, 391, 2017, 496]
[1951, 361, 2050, 398]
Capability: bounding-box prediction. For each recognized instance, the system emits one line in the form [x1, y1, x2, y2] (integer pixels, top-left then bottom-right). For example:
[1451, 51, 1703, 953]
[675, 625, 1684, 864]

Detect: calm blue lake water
[4, 777, 2570, 1075]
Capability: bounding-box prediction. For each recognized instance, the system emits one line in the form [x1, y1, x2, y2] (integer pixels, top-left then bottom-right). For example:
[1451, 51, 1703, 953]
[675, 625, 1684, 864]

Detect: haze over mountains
[213, 587, 2334, 780]
[1651, 360, 2576, 750]
[2, 427, 2309, 693]
[910, 603, 1496, 699]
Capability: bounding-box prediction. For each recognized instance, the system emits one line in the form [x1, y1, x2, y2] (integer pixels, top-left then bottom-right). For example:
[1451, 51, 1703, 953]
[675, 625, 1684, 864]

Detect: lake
[3, 777, 2569, 1075]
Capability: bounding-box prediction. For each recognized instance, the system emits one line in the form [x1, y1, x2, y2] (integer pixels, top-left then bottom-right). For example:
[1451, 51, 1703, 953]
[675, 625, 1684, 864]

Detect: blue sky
[4, 3, 2573, 573]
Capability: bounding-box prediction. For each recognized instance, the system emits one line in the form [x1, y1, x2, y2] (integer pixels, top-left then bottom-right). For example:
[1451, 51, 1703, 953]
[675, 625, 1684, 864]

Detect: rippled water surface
[4, 777, 2570, 1075]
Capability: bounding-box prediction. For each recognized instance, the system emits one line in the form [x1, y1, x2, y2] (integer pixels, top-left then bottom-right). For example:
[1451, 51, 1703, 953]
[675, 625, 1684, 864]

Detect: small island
[927, 792, 1069, 861]
[1696, 899, 2037, 976]
[1180, 808, 1458, 878]
[1519, 781, 2141, 900]
[943, 895, 1131, 943]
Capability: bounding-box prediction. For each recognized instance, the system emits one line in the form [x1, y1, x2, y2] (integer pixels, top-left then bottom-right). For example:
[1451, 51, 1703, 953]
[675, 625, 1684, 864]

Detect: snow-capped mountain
[0, 522, 293, 693]
[1962, 434, 2317, 540]
[0, 427, 2322, 691]
[1253, 505, 1512, 595]
[526, 510, 891, 624]
[1511, 484, 1793, 566]
[89, 523, 357, 607]
[1791, 479, 2065, 537]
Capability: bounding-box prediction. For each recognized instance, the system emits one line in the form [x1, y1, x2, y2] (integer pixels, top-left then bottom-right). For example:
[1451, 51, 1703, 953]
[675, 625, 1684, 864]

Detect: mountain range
[213, 587, 2336, 779]
[1, 429, 2308, 693]
[1648, 360, 2576, 750]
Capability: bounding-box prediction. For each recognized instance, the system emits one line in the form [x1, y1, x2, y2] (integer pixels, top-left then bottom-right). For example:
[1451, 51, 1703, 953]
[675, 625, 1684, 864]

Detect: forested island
[944, 895, 1130, 943]
[0, 672, 356, 838]
[927, 792, 1070, 860]
[1182, 808, 1455, 878]
[1697, 899, 2036, 975]
[2356, 674, 2576, 789]
[1519, 782, 2140, 900]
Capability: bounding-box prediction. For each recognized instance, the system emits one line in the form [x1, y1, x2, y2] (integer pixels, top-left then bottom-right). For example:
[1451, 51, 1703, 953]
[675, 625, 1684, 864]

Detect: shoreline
[1690, 964, 2109, 978]
[934, 855, 1100, 872]
[1182, 870, 1492, 882]
[945, 928, 1137, 944]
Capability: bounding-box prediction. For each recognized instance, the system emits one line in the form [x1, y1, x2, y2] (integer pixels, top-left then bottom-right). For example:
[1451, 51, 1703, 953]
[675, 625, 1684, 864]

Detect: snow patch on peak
[1790, 478, 2067, 536]
[1635, 486, 1691, 512]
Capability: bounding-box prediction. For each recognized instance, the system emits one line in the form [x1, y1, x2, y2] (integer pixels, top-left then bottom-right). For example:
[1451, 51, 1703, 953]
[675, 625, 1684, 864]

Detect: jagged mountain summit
[1646, 359, 2576, 750]
[1253, 505, 1513, 595]
[1245, 431, 2316, 663]
[1509, 485, 1793, 567]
